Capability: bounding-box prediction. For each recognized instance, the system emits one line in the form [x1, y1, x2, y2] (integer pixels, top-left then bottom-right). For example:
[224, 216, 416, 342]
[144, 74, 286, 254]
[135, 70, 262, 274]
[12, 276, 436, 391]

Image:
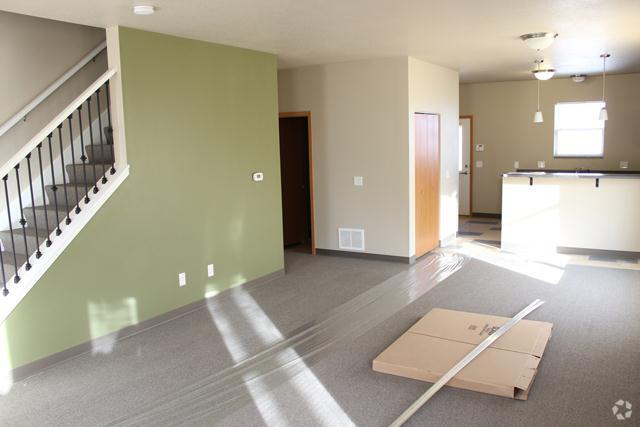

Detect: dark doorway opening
[279, 113, 314, 254]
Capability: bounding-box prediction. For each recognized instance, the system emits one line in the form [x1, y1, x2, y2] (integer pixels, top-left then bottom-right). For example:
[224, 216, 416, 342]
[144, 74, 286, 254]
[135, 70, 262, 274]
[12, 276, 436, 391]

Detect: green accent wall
[2, 27, 284, 370]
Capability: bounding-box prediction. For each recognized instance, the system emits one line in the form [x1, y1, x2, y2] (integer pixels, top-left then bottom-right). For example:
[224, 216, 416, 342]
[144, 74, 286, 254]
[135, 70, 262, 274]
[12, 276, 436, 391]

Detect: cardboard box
[372, 308, 553, 400]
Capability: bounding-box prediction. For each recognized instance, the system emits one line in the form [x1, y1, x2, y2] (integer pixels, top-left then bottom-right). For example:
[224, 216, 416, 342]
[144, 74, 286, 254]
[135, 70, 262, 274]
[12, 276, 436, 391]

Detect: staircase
[0, 68, 129, 322]
[0, 132, 115, 281]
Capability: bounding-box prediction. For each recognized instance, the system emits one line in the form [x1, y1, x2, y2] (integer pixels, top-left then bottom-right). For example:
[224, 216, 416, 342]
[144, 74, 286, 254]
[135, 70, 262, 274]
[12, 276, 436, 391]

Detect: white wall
[278, 57, 460, 258]
[408, 57, 460, 251]
[0, 11, 106, 163]
[278, 58, 410, 257]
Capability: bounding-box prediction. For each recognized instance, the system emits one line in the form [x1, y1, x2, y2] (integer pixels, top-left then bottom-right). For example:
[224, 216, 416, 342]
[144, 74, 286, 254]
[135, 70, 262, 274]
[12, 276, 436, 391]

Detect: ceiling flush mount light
[571, 74, 587, 83]
[599, 53, 610, 121]
[520, 32, 558, 51]
[533, 60, 544, 123]
[133, 4, 155, 15]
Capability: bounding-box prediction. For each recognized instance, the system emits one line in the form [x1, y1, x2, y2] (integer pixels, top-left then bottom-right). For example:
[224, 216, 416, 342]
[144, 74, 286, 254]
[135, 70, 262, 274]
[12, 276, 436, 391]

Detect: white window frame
[553, 101, 605, 158]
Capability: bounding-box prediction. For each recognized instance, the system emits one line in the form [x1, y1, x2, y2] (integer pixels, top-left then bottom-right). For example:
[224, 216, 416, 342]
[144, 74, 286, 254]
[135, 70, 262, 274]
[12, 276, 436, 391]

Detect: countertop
[503, 170, 640, 179]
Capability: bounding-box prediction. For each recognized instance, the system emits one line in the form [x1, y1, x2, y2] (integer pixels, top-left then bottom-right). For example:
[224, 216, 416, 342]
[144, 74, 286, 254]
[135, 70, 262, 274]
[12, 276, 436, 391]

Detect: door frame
[459, 115, 474, 215]
[278, 111, 316, 255]
[414, 112, 441, 258]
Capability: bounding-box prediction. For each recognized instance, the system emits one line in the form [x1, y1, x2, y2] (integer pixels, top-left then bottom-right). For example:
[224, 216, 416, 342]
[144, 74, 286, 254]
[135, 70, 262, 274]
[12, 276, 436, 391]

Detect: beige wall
[278, 58, 410, 257]
[460, 73, 640, 214]
[0, 11, 106, 163]
[409, 58, 460, 250]
[278, 57, 460, 257]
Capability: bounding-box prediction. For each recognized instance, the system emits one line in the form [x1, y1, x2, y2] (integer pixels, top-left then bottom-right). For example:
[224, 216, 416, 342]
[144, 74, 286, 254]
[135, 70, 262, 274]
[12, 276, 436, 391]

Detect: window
[554, 101, 605, 157]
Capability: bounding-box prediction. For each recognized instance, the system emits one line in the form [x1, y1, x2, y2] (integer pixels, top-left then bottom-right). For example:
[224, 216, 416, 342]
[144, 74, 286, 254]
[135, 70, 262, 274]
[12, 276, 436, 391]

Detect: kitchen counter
[501, 172, 640, 256]
[504, 171, 640, 179]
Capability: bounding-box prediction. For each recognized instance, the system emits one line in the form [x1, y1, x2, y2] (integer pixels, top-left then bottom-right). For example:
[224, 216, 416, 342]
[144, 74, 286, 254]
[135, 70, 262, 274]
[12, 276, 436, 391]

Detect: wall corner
[106, 26, 128, 168]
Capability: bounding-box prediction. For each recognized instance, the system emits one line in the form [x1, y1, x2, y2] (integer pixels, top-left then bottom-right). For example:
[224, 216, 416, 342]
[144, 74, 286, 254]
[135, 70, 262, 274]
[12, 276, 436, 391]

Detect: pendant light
[599, 53, 610, 121]
[533, 60, 544, 123]
[533, 68, 555, 80]
[531, 59, 555, 80]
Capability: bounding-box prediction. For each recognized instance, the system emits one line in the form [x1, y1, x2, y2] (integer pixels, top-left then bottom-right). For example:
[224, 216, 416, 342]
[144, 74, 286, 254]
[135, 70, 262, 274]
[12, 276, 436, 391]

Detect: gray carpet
[1, 251, 639, 426]
[220, 258, 640, 427]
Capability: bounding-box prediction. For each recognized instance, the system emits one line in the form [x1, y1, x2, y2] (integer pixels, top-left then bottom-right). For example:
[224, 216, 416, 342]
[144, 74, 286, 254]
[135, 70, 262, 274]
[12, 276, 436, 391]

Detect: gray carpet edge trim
[456, 231, 483, 236]
[8, 268, 286, 383]
[557, 246, 640, 259]
[316, 248, 415, 264]
[469, 212, 501, 219]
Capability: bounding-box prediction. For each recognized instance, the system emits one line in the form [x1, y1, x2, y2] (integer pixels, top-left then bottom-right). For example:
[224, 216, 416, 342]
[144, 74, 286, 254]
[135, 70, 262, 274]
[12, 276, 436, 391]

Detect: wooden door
[279, 116, 311, 248]
[415, 113, 440, 257]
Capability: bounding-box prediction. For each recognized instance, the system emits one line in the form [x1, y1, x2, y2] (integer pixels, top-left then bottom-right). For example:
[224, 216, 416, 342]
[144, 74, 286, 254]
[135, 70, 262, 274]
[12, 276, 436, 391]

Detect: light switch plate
[537, 161, 546, 169]
[475, 144, 485, 152]
[475, 161, 483, 168]
[207, 264, 215, 277]
[354, 176, 363, 186]
[514, 161, 520, 169]
[620, 161, 629, 169]
[178, 272, 186, 287]
[252, 172, 264, 182]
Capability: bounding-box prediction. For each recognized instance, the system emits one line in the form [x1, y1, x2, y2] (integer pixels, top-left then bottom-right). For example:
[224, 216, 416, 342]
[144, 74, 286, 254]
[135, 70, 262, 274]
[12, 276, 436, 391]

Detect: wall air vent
[338, 228, 365, 251]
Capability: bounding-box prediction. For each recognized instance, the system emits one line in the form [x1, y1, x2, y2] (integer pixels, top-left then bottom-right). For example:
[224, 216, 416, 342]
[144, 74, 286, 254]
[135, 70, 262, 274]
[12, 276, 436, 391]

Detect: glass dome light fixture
[133, 4, 155, 15]
[599, 53, 610, 121]
[532, 68, 555, 80]
[520, 32, 558, 51]
[532, 59, 555, 81]
[571, 74, 587, 83]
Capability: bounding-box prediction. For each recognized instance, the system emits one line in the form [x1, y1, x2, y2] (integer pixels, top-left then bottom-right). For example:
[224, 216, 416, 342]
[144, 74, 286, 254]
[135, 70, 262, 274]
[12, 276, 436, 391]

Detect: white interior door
[458, 118, 471, 216]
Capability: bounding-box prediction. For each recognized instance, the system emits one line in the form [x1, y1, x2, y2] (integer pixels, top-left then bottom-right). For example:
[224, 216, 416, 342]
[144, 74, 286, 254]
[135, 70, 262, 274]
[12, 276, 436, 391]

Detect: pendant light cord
[602, 55, 606, 102]
[536, 60, 541, 110]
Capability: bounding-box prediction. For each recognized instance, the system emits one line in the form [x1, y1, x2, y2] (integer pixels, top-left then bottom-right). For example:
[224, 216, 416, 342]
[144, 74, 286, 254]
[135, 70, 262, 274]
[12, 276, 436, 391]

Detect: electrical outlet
[178, 272, 186, 287]
[353, 176, 363, 186]
[475, 161, 483, 168]
[207, 264, 215, 277]
[537, 160, 546, 169]
[620, 161, 629, 169]
[514, 161, 520, 169]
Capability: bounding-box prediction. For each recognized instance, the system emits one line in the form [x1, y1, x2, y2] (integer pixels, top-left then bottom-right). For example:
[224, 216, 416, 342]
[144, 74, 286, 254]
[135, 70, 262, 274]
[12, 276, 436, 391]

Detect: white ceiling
[1, 0, 639, 82]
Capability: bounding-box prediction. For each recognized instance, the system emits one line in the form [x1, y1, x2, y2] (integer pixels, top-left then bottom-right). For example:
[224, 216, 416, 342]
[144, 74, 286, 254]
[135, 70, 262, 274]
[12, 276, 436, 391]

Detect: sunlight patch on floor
[207, 287, 355, 426]
[446, 239, 568, 285]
